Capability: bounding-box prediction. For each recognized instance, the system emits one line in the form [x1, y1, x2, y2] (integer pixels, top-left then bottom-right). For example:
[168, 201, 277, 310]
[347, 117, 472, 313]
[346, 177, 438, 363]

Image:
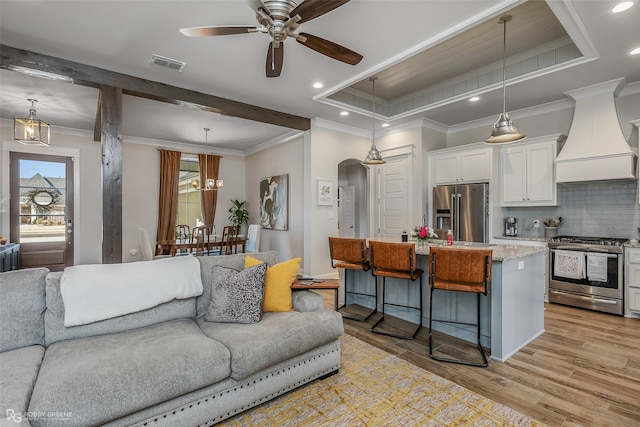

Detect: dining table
[156, 236, 247, 256]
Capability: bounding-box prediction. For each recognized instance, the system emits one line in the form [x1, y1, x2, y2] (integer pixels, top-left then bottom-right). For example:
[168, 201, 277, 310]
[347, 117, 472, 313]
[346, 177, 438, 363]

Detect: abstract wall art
[259, 174, 288, 230]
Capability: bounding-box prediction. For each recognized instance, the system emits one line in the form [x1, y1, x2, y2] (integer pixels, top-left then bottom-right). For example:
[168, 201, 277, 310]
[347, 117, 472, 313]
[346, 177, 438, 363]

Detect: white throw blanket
[587, 252, 608, 282]
[60, 256, 203, 326]
[554, 250, 585, 280]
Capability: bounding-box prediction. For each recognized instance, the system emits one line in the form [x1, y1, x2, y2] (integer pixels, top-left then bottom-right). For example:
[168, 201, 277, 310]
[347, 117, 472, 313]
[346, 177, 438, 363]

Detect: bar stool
[328, 237, 377, 321]
[369, 241, 423, 340]
[428, 246, 492, 367]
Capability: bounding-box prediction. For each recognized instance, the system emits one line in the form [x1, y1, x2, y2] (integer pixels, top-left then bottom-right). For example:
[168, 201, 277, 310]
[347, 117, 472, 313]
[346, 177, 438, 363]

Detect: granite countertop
[493, 235, 549, 243]
[366, 237, 547, 262]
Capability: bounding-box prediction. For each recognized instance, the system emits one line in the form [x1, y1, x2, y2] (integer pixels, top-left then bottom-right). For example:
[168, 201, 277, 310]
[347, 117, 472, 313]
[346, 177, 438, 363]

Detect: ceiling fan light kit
[180, 0, 362, 78]
[485, 14, 526, 144]
[14, 99, 50, 146]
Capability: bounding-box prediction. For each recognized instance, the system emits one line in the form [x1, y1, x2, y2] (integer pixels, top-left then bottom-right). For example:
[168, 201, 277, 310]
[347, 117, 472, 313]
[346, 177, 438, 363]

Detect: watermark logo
[5, 409, 73, 423]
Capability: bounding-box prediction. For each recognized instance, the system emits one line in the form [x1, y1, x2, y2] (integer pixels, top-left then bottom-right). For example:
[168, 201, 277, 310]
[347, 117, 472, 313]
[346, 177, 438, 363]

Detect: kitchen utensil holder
[545, 227, 557, 238]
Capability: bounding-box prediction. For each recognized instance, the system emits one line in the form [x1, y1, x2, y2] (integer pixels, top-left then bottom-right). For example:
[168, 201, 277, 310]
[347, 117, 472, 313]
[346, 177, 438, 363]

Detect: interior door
[378, 157, 409, 238]
[10, 152, 74, 271]
[338, 185, 355, 238]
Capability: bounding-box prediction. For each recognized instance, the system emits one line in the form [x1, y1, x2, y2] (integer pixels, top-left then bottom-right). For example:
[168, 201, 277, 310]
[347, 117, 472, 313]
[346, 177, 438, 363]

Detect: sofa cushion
[44, 272, 197, 346]
[244, 256, 300, 312]
[196, 251, 278, 318]
[197, 309, 343, 380]
[0, 268, 47, 352]
[205, 263, 267, 324]
[28, 319, 230, 427]
[0, 345, 45, 424]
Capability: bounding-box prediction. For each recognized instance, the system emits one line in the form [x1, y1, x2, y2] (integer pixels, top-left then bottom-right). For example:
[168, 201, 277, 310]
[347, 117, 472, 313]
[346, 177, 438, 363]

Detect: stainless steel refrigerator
[432, 183, 489, 243]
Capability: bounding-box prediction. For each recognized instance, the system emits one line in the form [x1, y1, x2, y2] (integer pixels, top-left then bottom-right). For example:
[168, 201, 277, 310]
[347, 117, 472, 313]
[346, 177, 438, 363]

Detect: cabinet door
[501, 147, 527, 204]
[433, 154, 460, 184]
[629, 262, 640, 288]
[460, 149, 490, 182]
[526, 144, 555, 202]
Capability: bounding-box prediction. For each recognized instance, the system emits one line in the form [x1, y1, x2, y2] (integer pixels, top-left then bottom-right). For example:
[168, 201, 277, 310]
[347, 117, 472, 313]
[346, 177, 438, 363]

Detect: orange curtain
[199, 154, 221, 229]
[156, 149, 181, 254]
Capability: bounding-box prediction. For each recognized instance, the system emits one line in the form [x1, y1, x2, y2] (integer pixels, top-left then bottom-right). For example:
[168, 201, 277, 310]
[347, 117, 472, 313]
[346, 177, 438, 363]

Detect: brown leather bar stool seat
[369, 241, 423, 340]
[329, 237, 377, 322]
[428, 246, 492, 367]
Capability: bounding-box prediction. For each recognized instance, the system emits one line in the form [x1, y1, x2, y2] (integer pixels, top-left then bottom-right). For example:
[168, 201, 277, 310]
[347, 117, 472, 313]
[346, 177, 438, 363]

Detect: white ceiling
[0, 0, 639, 154]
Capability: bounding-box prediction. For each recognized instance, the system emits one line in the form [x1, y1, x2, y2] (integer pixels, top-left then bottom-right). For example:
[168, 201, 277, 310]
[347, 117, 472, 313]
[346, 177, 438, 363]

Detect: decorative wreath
[26, 188, 61, 211]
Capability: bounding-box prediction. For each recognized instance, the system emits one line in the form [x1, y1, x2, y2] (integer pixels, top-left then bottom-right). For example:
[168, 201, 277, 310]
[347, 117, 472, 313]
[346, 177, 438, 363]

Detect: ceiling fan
[179, 0, 363, 78]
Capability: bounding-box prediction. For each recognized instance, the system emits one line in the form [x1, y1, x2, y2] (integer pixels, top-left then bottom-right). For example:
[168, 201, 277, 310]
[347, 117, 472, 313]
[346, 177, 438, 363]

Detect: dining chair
[209, 225, 239, 256]
[175, 224, 191, 254]
[191, 225, 213, 256]
[328, 237, 376, 321]
[428, 246, 492, 367]
[369, 241, 423, 340]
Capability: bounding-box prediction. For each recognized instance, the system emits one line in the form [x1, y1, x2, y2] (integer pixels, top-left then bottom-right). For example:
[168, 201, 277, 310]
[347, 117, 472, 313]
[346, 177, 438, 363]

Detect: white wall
[244, 135, 304, 263]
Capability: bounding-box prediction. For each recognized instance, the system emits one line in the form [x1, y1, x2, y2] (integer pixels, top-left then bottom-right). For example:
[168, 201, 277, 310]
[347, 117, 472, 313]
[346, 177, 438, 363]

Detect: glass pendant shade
[14, 99, 50, 146]
[198, 128, 223, 191]
[484, 15, 526, 144]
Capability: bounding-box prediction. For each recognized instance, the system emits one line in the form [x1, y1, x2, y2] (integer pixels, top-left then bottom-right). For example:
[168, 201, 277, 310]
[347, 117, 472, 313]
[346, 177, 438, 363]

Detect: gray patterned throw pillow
[205, 263, 267, 324]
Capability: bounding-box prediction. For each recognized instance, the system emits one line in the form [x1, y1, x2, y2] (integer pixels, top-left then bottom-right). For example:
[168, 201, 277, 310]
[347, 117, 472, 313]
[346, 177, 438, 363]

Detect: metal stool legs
[428, 287, 488, 367]
[370, 275, 423, 340]
[338, 268, 377, 322]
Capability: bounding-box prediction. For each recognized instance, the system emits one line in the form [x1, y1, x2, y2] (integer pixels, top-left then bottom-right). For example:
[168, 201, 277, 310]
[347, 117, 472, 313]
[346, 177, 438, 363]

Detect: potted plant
[228, 199, 249, 235]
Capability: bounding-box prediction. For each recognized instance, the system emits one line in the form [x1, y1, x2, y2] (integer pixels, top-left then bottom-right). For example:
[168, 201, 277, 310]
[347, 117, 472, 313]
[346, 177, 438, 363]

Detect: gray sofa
[0, 252, 344, 427]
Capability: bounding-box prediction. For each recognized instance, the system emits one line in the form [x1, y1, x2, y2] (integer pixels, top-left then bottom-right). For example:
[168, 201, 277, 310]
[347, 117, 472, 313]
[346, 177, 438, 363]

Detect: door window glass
[18, 159, 66, 242]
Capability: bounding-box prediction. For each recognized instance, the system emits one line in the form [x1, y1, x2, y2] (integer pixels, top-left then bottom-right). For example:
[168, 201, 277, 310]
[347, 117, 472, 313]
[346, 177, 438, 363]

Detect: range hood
[555, 78, 638, 183]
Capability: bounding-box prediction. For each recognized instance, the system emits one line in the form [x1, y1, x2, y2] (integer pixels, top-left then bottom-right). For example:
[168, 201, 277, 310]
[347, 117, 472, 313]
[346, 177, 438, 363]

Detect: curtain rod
[156, 148, 223, 158]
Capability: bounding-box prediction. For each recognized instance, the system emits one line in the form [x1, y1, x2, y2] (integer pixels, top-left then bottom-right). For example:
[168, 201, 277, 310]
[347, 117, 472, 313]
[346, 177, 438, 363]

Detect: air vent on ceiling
[149, 54, 186, 72]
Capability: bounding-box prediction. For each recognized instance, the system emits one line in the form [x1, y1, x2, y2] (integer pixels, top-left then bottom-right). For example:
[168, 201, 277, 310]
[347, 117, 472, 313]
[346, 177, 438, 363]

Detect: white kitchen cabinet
[625, 247, 640, 317]
[501, 137, 558, 206]
[432, 146, 491, 185]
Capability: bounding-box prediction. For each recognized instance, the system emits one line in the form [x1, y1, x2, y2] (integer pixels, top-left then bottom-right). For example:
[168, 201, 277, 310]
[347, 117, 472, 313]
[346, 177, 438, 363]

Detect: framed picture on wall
[316, 179, 334, 206]
[259, 174, 288, 230]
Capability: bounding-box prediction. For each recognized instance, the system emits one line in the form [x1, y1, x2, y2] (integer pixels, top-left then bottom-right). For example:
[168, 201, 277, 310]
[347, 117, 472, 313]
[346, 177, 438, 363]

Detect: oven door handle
[552, 290, 618, 305]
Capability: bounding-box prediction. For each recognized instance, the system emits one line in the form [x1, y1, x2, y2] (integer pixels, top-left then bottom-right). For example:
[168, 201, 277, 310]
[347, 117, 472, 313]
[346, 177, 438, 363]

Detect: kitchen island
[341, 240, 547, 362]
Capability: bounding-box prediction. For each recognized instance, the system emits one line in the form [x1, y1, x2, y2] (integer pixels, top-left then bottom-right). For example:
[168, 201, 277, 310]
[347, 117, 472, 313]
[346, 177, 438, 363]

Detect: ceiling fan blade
[266, 42, 284, 78]
[297, 32, 362, 65]
[290, 0, 351, 24]
[179, 26, 257, 37]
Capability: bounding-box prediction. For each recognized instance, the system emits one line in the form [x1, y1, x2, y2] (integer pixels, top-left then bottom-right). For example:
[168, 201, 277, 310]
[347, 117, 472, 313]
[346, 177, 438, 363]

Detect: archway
[337, 159, 368, 238]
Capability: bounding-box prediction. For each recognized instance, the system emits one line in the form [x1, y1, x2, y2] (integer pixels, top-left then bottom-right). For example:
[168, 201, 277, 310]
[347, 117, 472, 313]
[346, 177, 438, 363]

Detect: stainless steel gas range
[548, 236, 628, 315]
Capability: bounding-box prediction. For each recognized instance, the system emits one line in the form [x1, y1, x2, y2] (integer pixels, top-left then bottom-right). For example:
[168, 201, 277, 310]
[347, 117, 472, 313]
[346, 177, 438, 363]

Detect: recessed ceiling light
[381, 123, 390, 128]
[629, 46, 640, 55]
[312, 82, 324, 89]
[469, 96, 480, 102]
[610, 1, 635, 14]
[340, 111, 349, 116]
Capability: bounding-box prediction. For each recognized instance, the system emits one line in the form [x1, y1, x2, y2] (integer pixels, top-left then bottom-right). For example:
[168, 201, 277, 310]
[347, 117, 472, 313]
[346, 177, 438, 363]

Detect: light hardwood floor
[315, 284, 640, 426]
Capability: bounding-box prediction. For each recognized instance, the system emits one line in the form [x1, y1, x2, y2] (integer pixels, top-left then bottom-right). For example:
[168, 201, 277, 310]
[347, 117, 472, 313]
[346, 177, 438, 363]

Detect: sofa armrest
[292, 290, 324, 312]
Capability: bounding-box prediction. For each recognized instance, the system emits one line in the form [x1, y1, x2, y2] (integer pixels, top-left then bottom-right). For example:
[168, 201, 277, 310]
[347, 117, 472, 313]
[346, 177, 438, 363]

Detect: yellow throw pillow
[245, 256, 301, 312]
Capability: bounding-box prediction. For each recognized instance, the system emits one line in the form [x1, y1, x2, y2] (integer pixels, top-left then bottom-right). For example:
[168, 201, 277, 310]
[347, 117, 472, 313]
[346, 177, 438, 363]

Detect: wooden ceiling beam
[0, 44, 311, 131]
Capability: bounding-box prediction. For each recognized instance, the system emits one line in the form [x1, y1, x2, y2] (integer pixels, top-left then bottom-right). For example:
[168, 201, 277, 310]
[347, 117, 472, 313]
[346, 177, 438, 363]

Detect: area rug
[218, 334, 545, 426]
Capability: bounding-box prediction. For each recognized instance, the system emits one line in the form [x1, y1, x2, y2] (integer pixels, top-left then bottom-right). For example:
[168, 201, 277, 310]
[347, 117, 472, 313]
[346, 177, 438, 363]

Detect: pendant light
[485, 15, 526, 144]
[362, 77, 386, 165]
[193, 128, 223, 191]
[14, 99, 51, 146]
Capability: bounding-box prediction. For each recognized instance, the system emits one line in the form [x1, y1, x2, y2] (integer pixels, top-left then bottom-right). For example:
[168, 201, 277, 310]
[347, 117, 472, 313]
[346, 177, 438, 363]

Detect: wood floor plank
[314, 289, 640, 426]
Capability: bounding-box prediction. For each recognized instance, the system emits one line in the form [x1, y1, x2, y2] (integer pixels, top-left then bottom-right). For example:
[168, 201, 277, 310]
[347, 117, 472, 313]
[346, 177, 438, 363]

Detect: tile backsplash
[504, 181, 640, 239]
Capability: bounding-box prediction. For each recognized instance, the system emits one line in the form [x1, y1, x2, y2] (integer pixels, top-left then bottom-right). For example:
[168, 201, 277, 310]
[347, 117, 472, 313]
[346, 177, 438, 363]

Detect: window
[177, 156, 201, 232]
